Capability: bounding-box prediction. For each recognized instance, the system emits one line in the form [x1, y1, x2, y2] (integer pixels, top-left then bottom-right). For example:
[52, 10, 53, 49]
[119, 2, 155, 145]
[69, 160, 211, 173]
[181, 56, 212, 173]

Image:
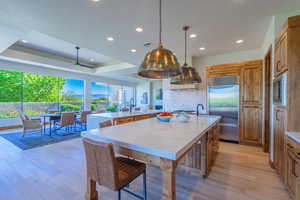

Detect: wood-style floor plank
[0, 133, 290, 200]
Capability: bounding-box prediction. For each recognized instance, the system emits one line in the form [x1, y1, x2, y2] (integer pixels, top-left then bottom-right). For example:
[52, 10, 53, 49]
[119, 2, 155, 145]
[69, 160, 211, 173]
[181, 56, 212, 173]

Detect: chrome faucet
[196, 104, 204, 116]
[129, 98, 135, 113]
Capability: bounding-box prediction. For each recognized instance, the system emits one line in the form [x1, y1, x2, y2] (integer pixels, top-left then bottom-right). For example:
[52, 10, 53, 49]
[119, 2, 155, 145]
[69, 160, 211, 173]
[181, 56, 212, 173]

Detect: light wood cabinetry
[274, 106, 286, 179]
[206, 60, 263, 146]
[240, 105, 262, 145]
[179, 124, 219, 174]
[285, 136, 300, 200]
[275, 33, 288, 77]
[113, 113, 156, 125]
[240, 63, 262, 145]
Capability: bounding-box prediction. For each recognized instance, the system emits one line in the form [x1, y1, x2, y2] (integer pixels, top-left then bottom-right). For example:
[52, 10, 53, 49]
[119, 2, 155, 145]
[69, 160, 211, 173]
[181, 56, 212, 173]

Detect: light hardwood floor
[0, 133, 290, 200]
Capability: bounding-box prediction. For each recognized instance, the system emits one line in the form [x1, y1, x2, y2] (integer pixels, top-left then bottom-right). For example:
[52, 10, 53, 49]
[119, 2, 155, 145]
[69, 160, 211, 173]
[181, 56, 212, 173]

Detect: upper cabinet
[275, 32, 288, 77]
[241, 64, 262, 105]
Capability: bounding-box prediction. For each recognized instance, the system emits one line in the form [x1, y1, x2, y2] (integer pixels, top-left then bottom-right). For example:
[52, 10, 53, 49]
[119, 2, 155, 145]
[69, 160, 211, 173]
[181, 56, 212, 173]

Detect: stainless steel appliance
[273, 73, 287, 106]
[208, 76, 239, 142]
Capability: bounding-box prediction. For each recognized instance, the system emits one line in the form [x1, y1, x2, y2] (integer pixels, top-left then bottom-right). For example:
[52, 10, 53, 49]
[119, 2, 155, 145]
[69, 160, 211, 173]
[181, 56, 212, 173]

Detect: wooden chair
[18, 111, 42, 137]
[96, 108, 106, 113]
[121, 107, 129, 112]
[83, 138, 147, 200]
[99, 120, 113, 128]
[77, 111, 92, 130]
[55, 112, 75, 135]
[134, 107, 141, 112]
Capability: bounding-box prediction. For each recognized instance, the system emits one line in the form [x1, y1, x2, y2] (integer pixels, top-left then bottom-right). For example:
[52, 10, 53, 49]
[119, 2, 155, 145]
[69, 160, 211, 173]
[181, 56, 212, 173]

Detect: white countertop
[82, 115, 221, 160]
[286, 131, 300, 144]
[88, 110, 161, 119]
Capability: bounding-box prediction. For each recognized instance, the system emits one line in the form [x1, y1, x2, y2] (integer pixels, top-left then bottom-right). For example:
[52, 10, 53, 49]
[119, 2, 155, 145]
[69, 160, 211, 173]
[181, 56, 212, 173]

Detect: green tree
[23, 73, 65, 102]
[0, 70, 22, 102]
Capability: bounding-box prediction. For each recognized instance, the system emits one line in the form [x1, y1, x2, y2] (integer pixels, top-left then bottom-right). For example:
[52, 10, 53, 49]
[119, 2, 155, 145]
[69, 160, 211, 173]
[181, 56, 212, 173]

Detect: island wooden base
[85, 122, 220, 200]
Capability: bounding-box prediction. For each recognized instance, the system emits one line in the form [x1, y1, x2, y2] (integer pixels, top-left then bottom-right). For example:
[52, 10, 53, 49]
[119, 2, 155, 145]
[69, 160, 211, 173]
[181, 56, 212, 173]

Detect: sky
[62, 79, 84, 95]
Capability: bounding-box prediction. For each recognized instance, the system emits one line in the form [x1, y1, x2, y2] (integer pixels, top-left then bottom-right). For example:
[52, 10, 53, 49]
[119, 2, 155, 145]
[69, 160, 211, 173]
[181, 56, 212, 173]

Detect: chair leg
[143, 171, 147, 200]
[118, 190, 121, 200]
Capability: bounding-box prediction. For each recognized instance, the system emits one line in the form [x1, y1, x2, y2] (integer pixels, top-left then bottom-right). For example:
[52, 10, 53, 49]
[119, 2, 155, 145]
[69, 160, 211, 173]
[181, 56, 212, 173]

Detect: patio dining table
[40, 112, 81, 136]
[40, 113, 61, 136]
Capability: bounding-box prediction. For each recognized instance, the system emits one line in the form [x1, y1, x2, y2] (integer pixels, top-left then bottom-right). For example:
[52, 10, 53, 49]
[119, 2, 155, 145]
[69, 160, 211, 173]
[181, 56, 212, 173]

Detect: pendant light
[138, 0, 181, 79]
[171, 26, 202, 84]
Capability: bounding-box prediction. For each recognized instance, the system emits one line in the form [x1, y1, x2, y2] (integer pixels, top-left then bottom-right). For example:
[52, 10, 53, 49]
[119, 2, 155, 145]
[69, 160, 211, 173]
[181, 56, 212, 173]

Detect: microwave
[273, 73, 287, 105]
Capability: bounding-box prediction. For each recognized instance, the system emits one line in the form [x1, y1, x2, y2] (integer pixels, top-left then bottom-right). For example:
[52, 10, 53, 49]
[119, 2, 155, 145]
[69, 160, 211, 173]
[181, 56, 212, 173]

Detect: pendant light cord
[159, 0, 162, 45]
[184, 28, 187, 64]
[76, 46, 79, 64]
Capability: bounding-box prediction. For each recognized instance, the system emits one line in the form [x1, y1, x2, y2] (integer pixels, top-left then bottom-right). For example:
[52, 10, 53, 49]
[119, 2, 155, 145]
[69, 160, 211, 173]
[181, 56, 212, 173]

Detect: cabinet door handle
[275, 110, 279, 121]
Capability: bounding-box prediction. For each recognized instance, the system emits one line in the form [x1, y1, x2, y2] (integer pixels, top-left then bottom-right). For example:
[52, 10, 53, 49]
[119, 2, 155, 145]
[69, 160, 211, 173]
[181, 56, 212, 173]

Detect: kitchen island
[86, 110, 161, 130]
[82, 115, 220, 200]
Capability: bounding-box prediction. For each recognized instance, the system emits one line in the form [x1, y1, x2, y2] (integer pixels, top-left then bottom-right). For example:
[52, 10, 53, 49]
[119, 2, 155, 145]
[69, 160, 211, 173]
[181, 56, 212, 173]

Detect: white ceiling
[0, 0, 300, 80]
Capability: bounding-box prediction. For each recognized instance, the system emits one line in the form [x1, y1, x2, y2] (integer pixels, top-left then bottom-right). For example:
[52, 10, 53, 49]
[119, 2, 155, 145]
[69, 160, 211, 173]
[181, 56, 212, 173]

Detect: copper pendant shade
[138, 0, 181, 79]
[171, 26, 202, 84]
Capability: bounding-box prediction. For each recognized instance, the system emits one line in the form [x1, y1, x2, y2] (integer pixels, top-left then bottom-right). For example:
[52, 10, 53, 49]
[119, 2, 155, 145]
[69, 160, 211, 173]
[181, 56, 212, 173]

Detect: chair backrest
[121, 107, 129, 112]
[48, 110, 58, 114]
[83, 138, 118, 190]
[18, 110, 30, 121]
[134, 107, 141, 111]
[99, 120, 113, 128]
[60, 112, 75, 126]
[80, 111, 92, 123]
[96, 108, 106, 113]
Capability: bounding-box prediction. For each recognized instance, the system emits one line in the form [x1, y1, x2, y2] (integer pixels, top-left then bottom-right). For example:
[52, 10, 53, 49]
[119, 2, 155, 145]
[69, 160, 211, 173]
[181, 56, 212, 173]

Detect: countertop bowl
[157, 116, 172, 123]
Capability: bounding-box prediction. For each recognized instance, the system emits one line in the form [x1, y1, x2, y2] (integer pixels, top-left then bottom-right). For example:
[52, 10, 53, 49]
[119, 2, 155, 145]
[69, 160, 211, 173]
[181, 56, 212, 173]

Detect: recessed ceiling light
[107, 37, 114, 41]
[92, 0, 100, 2]
[131, 49, 137, 53]
[236, 39, 244, 44]
[21, 40, 28, 43]
[199, 47, 206, 51]
[189, 34, 197, 38]
[90, 58, 94, 62]
[136, 27, 143, 32]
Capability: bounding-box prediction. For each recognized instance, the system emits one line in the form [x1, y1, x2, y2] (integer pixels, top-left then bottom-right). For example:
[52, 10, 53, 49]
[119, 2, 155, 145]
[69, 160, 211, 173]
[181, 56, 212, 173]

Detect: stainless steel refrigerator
[208, 76, 239, 142]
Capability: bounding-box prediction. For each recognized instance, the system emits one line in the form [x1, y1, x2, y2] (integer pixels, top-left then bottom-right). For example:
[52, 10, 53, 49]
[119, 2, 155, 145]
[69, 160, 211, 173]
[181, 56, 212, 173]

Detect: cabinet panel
[274, 107, 286, 179]
[241, 65, 262, 105]
[275, 32, 288, 77]
[240, 105, 261, 145]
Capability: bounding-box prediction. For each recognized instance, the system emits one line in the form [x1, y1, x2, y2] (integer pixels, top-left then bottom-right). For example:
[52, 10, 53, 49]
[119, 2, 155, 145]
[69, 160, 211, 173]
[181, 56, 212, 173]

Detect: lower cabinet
[285, 136, 300, 200]
[274, 106, 286, 179]
[240, 105, 262, 145]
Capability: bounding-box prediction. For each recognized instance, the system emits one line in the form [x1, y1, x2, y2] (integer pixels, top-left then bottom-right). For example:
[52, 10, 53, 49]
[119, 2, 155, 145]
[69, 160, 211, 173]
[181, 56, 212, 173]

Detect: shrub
[106, 105, 118, 112]
[91, 104, 97, 111]
[61, 104, 81, 112]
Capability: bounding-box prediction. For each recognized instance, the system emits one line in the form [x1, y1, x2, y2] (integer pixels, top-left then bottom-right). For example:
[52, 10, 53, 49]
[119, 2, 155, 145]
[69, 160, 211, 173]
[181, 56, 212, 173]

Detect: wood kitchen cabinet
[274, 106, 286, 180]
[240, 105, 262, 145]
[275, 32, 288, 77]
[285, 136, 300, 200]
[240, 63, 262, 145]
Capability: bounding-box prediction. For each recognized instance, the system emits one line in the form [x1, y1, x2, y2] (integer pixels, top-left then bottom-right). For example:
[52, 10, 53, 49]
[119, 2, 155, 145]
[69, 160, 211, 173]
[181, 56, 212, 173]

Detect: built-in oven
[273, 73, 287, 106]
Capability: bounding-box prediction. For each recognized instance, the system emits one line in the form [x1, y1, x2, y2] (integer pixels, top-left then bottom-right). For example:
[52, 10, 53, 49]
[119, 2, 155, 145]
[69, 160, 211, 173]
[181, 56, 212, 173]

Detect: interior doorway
[263, 46, 272, 153]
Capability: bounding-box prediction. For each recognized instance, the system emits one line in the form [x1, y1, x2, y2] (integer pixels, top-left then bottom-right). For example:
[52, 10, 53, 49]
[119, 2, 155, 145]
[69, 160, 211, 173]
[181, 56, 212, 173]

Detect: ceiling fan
[74, 46, 96, 69]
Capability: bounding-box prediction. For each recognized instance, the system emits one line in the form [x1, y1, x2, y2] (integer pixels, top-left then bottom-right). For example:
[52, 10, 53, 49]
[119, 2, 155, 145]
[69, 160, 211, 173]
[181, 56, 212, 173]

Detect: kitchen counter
[286, 131, 300, 144]
[83, 115, 221, 160]
[86, 110, 161, 130]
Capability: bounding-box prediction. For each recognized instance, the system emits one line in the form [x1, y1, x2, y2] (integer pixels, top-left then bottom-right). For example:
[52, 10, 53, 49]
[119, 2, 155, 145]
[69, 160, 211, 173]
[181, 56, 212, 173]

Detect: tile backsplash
[162, 78, 207, 112]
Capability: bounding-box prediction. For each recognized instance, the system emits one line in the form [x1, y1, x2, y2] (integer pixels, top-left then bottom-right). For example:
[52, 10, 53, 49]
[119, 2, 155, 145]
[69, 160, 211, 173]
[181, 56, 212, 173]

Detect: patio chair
[18, 111, 42, 137]
[54, 112, 76, 135]
[77, 111, 92, 130]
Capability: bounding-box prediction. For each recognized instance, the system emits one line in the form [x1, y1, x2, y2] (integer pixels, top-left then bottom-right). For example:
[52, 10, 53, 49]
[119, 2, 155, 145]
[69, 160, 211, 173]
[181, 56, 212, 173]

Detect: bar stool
[83, 138, 147, 200]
